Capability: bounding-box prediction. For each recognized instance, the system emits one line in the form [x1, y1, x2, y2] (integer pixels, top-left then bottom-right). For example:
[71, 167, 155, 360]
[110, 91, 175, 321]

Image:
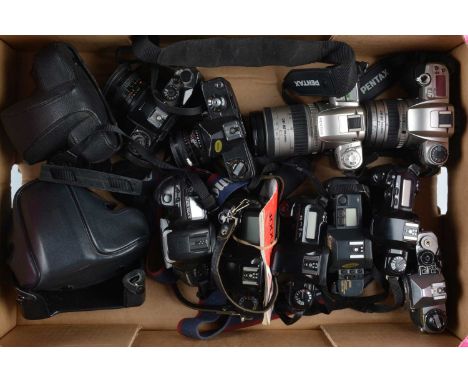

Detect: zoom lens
[364, 99, 412, 150]
[249, 105, 317, 158]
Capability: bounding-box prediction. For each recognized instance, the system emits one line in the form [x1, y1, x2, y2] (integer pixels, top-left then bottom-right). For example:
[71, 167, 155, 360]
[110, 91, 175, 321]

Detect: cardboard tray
[0, 35, 466, 346]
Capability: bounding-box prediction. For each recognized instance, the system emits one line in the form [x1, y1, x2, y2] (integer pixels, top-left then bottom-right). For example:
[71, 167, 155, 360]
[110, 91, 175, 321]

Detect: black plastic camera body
[325, 178, 373, 297]
[218, 198, 267, 313]
[105, 64, 201, 166]
[368, 165, 421, 276]
[157, 175, 215, 289]
[404, 231, 447, 333]
[170, 77, 256, 181]
[273, 197, 329, 314]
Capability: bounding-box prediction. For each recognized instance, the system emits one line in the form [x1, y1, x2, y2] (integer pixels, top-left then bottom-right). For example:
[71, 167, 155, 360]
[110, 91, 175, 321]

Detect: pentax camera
[404, 231, 447, 333]
[105, 64, 201, 166]
[157, 175, 215, 290]
[368, 165, 421, 276]
[250, 85, 366, 171]
[325, 178, 373, 297]
[365, 63, 454, 168]
[170, 77, 256, 181]
[249, 62, 454, 171]
[273, 197, 329, 315]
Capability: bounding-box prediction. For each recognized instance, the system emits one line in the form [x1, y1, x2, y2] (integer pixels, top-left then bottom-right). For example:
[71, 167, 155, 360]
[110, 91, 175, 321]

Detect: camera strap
[40, 164, 145, 195]
[131, 36, 358, 98]
[178, 292, 279, 340]
[318, 267, 404, 314]
[147, 267, 267, 339]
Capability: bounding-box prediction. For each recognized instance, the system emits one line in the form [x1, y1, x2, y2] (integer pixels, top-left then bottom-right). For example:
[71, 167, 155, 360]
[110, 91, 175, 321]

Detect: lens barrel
[104, 64, 147, 119]
[169, 127, 203, 168]
[364, 99, 410, 150]
[249, 105, 312, 158]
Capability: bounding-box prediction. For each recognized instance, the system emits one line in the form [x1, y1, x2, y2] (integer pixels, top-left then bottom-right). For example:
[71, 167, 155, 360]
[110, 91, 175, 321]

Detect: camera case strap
[9, 181, 150, 319]
[131, 36, 358, 98]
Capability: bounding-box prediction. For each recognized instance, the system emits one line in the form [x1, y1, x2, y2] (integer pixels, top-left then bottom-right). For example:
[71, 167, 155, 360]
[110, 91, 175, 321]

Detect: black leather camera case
[0, 43, 120, 164]
[9, 181, 150, 319]
[10, 180, 150, 290]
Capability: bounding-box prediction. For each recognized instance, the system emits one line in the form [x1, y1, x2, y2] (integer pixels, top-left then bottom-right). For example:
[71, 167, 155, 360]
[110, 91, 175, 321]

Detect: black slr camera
[157, 175, 215, 292]
[325, 178, 373, 297]
[216, 195, 268, 314]
[404, 231, 447, 333]
[273, 197, 329, 315]
[368, 165, 421, 276]
[105, 64, 201, 166]
[170, 77, 256, 181]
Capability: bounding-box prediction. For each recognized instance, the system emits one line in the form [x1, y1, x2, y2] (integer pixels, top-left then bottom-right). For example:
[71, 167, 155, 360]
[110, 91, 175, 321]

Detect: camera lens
[364, 99, 411, 150]
[104, 64, 147, 120]
[249, 105, 318, 158]
[169, 127, 204, 168]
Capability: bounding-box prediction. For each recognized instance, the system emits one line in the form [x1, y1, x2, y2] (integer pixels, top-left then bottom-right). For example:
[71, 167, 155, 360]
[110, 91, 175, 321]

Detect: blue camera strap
[148, 267, 265, 340]
[177, 291, 242, 340]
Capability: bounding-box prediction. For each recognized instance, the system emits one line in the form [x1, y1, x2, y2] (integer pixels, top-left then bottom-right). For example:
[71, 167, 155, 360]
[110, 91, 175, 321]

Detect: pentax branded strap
[131, 36, 358, 98]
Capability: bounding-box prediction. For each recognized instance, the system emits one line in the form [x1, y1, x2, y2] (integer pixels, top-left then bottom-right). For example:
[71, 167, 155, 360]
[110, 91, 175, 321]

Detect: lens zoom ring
[290, 105, 309, 155]
[383, 100, 400, 149]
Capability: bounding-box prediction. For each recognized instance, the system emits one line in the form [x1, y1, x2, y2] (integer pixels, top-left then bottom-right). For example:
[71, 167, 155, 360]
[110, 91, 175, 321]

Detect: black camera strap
[317, 266, 404, 314]
[126, 142, 217, 212]
[41, 127, 217, 211]
[39, 164, 145, 195]
[131, 36, 358, 98]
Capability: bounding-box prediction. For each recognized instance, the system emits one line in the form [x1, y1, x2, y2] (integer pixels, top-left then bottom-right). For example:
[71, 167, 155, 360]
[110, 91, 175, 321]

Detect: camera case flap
[9, 181, 150, 291]
[0, 43, 119, 164]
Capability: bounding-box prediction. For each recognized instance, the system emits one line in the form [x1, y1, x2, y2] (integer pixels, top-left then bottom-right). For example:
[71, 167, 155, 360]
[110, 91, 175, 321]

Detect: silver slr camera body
[250, 63, 455, 171]
[404, 231, 447, 333]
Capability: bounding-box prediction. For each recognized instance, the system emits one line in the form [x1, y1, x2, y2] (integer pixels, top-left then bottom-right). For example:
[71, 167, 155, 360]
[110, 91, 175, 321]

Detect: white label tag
[436, 167, 448, 215]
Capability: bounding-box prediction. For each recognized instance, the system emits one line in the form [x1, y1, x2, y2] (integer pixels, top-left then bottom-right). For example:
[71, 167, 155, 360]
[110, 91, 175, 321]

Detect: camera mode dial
[292, 288, 313, 310]
[389, 256, 407, 273]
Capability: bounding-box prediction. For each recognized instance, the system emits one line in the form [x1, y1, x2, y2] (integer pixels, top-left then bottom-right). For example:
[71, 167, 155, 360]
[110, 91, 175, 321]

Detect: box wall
[0, 39, 18, 338]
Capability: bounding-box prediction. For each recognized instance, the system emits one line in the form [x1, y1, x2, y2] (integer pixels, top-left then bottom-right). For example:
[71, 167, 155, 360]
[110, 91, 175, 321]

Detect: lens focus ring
[290, 105, 309, 155]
